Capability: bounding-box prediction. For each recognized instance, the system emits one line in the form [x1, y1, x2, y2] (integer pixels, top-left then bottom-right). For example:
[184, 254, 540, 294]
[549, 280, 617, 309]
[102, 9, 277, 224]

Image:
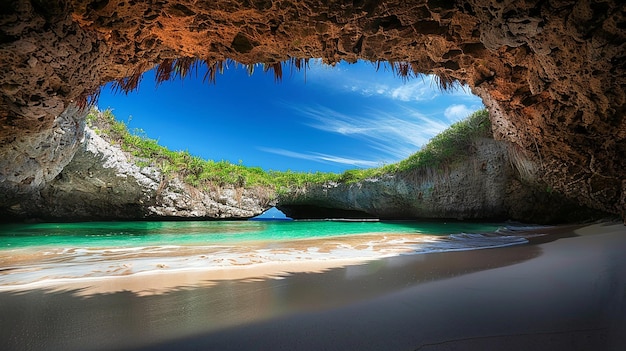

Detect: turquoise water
[0, 220, 535, 289]
[0, 220, 503, 250]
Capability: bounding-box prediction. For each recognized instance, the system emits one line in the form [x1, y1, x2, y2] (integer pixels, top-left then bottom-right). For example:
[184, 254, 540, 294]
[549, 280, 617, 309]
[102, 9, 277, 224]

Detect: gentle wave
[0, 231, 531, 289]
[416, 233, 528, 253]
[496, 223, 554, 233]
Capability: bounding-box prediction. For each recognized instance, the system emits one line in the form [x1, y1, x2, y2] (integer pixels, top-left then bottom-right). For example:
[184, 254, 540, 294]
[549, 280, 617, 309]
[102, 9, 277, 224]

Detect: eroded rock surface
[278, 138, 604, 223]
[0, 0, 624, 219]
[2, 122, 273, 221]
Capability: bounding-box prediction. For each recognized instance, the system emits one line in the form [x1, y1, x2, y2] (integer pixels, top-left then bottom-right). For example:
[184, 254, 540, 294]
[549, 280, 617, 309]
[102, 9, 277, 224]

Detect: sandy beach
[1, 221, 624, 350]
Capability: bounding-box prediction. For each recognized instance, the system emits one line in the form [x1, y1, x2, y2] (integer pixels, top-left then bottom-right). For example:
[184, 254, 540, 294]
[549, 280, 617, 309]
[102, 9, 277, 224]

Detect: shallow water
[0, 220, 504, 248]
[0, 220, 532, 289]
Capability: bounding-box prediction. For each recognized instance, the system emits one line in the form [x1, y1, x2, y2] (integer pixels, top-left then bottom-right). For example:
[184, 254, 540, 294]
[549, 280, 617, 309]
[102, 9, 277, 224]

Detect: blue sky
[97, 60, 483, 173]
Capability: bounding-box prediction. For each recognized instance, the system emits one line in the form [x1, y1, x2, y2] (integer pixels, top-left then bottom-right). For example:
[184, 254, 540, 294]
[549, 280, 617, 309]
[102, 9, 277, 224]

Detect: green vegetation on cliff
[336, 109, 491, 182]
[87, 107, 490, 190]
[397, 109, 491, 170]
[86, 109, 341, 192]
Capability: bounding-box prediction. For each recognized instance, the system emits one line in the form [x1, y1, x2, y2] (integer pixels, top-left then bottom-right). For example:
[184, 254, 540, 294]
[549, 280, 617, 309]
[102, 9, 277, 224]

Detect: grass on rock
[86, 109, 341, 193]
[86, 107, 490, 191]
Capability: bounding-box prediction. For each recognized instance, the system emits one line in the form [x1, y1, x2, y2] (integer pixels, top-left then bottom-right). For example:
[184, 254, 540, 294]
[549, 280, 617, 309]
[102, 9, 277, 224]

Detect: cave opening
[96, 59, 484, 174]
[0, 0, 623, 221]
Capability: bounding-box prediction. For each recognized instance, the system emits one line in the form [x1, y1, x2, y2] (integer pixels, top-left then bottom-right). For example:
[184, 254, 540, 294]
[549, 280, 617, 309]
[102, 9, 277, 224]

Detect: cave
[0, 0, 624, 221]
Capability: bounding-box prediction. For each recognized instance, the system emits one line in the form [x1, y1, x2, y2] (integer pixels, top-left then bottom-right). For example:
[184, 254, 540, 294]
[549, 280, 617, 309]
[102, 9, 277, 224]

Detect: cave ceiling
[0, 0, 624, 217]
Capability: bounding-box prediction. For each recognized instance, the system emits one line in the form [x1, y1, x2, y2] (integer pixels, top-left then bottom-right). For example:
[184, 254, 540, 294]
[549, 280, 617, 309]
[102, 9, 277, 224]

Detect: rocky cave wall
[5, 119, 273, 221]
[277, 137, 607, 223]
[0, 0, 624, 220]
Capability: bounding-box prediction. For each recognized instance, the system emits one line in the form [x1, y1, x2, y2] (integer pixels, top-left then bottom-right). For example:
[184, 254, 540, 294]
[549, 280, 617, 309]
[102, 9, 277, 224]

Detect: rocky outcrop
[0, 1, 624, 220]
[2, 106, 602, 223]
[0, 103, 87, 219]
[1, 120, 273, 221]
[278, 138, 606, 224]
[0, 104, 84, 192]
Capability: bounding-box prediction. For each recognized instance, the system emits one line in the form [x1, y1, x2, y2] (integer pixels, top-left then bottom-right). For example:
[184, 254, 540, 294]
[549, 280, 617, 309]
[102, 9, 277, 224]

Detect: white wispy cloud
[269, 61, 485, 168]
[337, 71, 482, 103]
[306, 106, 445, 139]
[443, 104, 476, 122]
[258, 147, 380, 168]
[283, 104, 452, 163]
[344, 77, 440, 102]
[308, 60, 482, 105]
[306, 61, 441, 102]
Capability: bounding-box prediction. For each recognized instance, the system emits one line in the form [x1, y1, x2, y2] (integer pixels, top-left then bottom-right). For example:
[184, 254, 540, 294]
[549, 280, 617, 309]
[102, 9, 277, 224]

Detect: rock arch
[0, 0, 624, 218]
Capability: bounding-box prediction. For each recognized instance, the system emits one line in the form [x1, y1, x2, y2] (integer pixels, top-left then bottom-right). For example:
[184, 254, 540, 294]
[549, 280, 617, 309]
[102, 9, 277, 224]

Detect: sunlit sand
[1, 222, 624, 351]
[0, 231, 528, 296]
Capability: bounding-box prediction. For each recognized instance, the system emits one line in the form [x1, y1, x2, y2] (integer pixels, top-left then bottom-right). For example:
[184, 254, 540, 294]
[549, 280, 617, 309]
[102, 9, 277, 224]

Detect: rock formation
[278, 137, 605, 223]
[0, 0, 624, 220]
[2, 113, 273, 221]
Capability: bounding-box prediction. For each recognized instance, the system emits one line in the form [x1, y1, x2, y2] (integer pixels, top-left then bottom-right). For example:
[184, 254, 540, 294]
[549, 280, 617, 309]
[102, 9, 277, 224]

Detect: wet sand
[0, 222, 624, 350]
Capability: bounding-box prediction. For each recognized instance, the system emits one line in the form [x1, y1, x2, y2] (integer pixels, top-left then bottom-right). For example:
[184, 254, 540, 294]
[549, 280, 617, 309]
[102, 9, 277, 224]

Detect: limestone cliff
[0, 0, 624, 220]
[278, 137, 604, 223]
[2, 106, 604, 223]
[1, 112, 273, 221]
